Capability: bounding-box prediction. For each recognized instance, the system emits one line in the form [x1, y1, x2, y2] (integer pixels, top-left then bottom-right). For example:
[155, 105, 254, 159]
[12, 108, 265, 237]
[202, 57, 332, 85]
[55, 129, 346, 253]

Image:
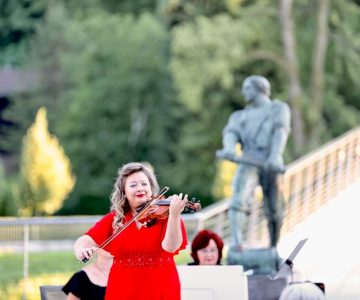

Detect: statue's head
[241, 75, 271, 102]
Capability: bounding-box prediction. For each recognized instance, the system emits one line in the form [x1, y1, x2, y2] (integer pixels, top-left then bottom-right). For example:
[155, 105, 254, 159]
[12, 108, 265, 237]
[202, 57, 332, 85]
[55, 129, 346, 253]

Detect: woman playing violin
[73, 162, 188, 300]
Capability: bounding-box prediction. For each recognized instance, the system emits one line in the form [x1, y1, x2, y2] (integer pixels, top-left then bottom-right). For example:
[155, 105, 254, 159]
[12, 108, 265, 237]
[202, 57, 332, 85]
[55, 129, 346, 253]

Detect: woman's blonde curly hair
[110, 162, 159, 230]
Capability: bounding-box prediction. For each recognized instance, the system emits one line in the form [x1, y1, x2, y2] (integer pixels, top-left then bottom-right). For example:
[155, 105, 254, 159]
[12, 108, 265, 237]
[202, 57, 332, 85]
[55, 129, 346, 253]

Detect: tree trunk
[311, 0, 330, 122]
[279, 0, 305, 154]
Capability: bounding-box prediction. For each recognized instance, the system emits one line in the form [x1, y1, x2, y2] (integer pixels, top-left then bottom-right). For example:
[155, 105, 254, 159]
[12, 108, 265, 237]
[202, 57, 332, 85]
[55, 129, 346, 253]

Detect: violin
[81, 187, 200, 263]
[136, 195, 201, 227]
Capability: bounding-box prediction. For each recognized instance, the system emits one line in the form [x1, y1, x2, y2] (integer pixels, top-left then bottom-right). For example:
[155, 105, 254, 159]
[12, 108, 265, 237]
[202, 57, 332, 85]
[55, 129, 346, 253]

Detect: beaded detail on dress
[113, 253, 173, 269]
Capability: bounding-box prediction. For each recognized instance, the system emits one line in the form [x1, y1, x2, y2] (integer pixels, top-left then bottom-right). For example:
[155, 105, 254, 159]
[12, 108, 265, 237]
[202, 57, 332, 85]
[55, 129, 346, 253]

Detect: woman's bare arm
[74, 235, 98, 261]
[162, 193, 187, 253]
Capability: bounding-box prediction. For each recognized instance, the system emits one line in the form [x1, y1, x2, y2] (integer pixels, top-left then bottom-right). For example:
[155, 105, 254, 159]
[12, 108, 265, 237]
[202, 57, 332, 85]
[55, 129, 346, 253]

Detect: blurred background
[1, 0, 360, 299]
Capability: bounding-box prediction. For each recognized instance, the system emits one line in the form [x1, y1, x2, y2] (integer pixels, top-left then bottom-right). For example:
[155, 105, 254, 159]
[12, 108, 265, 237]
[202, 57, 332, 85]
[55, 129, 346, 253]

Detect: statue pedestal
[247, 275, 287, 300]
[227, 246, 281, 276]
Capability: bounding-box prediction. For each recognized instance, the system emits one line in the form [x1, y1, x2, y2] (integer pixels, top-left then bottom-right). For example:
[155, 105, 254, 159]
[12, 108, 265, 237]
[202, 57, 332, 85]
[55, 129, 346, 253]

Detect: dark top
[62, 270, 106, 300]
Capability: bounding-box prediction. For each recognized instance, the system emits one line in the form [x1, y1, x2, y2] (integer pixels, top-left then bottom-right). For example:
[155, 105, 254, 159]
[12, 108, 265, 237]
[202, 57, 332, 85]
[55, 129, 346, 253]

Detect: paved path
[277, 180, 360, 300]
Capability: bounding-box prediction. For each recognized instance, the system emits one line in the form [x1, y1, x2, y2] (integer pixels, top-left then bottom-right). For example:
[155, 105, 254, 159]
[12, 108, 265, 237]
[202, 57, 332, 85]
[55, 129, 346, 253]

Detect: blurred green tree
[1, 0, 360, 215]
[48, 12, 179, 213]
[168, 13, 273, 204]
[0, 0, 47, 66]
[61, 0, 159, 15]
[0, 161, 18, 215]
[158, 0, 228, 26]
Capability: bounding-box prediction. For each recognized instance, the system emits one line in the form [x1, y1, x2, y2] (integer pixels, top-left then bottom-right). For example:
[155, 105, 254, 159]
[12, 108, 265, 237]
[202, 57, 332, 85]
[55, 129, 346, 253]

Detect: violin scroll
[183, 197, 201, 214]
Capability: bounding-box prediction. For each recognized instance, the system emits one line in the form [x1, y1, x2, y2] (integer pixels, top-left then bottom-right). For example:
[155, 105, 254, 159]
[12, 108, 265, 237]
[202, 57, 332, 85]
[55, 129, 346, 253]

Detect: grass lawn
[0, 249, 192, 300]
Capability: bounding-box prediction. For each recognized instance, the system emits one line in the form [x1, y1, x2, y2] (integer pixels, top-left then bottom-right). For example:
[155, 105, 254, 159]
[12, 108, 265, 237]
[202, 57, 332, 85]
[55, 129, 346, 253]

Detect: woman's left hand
[168, 193, 188, 217]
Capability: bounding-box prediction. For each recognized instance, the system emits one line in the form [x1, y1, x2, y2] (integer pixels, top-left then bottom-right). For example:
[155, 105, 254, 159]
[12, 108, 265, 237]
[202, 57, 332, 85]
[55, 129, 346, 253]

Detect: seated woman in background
[62, 249, 113, 300]
[188, 229, 224, 265]
[279, 282, 326, 300]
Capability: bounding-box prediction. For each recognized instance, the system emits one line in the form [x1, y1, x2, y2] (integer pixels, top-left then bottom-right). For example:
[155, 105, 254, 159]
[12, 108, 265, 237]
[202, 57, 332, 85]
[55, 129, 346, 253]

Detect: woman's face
[197, 239, 219, 265]
[124, 171, 152, 213]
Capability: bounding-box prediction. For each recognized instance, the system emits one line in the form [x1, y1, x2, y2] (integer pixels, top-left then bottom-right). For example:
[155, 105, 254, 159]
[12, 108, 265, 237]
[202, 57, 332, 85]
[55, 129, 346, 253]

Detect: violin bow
[99, 186, 169, 248]
[81, 186, 170, 263]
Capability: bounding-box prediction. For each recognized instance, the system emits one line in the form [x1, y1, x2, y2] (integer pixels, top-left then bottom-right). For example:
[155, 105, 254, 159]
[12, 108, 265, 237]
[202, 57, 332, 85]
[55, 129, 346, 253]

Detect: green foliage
[102, 0, 159, 14]
[159, 0, 228, 25]
[60, 0, 159, 17]
[168, 12, 274, 204]
[323, 91, 360, 137]
[0, 0, 51, 155]
[161, 88, 235, 206]
[327, 0, 360, 110]
[2, 0, 360, 215]
[291, 0, 360, 149]
[0, 0, 47, 66]
[39, 12, 179, 213]
[171, 14, 250, 111]
[0, 95, 44, 155]
[0, 161, 5, 201]
[0, 161, 18, 216]
[0, 3, 72, 156]
[19, 107, 75, 216]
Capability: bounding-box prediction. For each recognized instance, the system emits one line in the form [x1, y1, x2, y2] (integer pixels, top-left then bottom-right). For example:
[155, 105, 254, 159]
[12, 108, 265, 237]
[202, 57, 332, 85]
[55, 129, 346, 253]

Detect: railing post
[303, 166, 312, 216]
[315, 160, 324, 210]
[195, 217, 204, 237]
[355, 137, 360, 178]
[22, 223, 29, 300]
[215, 212, 225, 237]
[291, 171, 301, 229]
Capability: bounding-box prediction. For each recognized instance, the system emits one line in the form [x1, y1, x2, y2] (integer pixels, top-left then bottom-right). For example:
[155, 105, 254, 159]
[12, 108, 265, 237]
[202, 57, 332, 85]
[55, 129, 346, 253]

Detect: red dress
[86, 211, 188, 300]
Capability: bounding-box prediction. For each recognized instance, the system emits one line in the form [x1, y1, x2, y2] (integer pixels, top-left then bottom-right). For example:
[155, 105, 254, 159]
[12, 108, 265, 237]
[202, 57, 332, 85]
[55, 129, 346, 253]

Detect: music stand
[272, 238, 308, 281]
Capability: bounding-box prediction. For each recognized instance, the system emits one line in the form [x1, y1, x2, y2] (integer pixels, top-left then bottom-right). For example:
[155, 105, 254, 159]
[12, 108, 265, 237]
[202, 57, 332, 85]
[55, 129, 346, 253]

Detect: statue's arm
[222, 130, 238, 151]
[266, 102, 291, 171]
[216, 112, 241, 160]
[268, 127, 288, 159]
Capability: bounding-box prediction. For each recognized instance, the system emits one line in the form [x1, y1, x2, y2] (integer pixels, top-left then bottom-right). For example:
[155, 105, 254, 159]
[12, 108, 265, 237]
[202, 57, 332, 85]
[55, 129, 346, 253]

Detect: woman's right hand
[75, 246, 98, 262]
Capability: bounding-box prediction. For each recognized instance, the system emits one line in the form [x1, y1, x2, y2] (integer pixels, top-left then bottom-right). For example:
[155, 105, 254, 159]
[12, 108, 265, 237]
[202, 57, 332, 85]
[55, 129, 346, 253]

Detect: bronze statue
[216, 75, 291, 249]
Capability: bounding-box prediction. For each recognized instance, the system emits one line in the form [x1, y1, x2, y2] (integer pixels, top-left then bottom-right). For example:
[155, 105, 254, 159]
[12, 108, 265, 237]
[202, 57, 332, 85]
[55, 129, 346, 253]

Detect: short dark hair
[191, 229, 224, 265]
